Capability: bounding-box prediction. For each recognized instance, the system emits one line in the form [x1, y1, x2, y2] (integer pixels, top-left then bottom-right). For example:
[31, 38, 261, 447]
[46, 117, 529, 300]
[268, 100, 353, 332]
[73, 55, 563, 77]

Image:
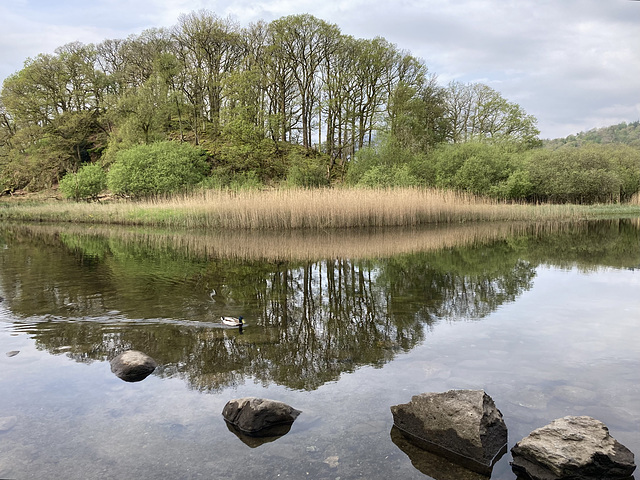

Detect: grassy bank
[1, 188, 639, 229]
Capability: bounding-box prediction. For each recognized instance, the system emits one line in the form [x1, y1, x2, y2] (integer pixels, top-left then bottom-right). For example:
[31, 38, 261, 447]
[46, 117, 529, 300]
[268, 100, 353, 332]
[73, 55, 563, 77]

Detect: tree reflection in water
[0, 219, 637, 392]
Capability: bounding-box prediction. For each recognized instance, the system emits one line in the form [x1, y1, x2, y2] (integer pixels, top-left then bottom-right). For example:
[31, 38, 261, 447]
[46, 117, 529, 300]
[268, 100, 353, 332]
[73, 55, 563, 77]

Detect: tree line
[0, 11, 541, 192]
[544, 121, 640, 149]
[0, 10, 638, 204]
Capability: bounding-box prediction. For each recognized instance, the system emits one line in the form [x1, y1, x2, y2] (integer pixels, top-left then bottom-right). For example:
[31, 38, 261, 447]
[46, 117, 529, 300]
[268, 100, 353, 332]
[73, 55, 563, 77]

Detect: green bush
[107, 141, 209, 197]
[525, 145, 627, 203]
[58, 163, 107, 200]
[228, 171, 264, 190]
[285, 150, 329, 188]
[430, 142, 518, 196]
[490, 170, 534, 200]
[357, 164, 420, 188]
[346, 135, 428, 187]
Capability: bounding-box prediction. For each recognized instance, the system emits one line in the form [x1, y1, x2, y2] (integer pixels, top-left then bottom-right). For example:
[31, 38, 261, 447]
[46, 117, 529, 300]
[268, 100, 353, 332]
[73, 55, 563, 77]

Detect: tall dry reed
[1, 187, 635, 229]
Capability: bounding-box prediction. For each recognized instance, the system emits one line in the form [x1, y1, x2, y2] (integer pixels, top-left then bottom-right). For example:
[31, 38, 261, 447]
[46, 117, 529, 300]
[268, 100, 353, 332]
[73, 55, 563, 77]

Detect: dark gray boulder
[511, 415, 636, 480]
[222, 397, 301, 437]
[390, 389, 507, 475]
[110, 350, 157, 382]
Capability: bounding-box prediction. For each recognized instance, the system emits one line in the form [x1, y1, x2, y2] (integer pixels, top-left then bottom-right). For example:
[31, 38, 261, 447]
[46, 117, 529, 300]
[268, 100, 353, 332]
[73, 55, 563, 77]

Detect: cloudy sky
[1, 0, 639, 139]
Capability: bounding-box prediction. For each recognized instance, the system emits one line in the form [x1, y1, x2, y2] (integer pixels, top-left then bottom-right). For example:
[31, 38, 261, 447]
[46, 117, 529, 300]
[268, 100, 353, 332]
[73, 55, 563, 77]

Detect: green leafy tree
[430, 141, 520, 196]
[268, 14, 341, 149]
[107, 141, 209, 197]
[58, 163, 107, 200]
[386, 74, 447, 153]
[443, 81, 540, 147]
[525, 145, 626, 203]
[345, 134, 425, 187]
[285, 148, 329, 187]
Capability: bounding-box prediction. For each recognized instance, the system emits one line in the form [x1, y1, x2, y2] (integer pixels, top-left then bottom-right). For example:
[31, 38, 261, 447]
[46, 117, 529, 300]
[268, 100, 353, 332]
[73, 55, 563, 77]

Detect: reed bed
[1, 187, 637, 229]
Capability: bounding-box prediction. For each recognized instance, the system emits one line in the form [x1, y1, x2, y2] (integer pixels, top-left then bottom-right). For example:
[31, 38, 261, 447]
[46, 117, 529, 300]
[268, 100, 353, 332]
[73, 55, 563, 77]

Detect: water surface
[1, 220, 638, 479]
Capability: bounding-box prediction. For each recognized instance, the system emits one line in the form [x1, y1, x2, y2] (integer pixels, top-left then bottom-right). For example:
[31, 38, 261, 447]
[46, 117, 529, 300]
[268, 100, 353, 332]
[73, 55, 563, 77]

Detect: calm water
[0, 220, 638, 480]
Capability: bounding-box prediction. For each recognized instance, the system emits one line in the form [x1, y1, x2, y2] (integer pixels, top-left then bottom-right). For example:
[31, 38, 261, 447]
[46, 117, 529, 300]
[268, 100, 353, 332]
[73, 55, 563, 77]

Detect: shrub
[107, 141, 209, 197]
[59, 163, 107, 200]
[228, 171, 264, 190]
[346, 135, 428, 187]
[490, 170, 534, 200]
[430, 142, 518, 195]
[357, 164, 420, 188]
[525, 145, 625, 203]
[285, 150, 329, 188]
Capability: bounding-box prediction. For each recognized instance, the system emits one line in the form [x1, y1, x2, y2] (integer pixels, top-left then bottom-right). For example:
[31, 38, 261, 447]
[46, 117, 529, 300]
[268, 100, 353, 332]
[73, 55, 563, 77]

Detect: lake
[1, 219, 638, 480]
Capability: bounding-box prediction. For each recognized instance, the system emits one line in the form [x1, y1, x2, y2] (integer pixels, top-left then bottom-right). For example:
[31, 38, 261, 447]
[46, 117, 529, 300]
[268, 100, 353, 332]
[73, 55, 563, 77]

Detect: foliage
[58, 163, 107, 200]
[428, 141, 521, 197]
[491, 169, 534, 200]
[544, 121, 640, 149]
[0, 10, 543, 194]
[525, 144, 640, 203]
[346, 135, 426, 187]
[285, 149, 329, 188]
[3, 10, 639, 206]
[107, 141, 209, 197]
[227, 171, 263, 190]
[442, 82, 541, 147]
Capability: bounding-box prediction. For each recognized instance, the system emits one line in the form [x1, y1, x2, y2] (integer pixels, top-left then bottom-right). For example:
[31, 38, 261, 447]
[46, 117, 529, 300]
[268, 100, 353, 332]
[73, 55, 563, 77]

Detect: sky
[1, 0, 639, 139]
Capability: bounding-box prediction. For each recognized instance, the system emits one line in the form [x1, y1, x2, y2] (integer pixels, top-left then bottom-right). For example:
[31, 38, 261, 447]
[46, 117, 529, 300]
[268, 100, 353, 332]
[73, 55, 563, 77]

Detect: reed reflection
[0, 219, 637, 392]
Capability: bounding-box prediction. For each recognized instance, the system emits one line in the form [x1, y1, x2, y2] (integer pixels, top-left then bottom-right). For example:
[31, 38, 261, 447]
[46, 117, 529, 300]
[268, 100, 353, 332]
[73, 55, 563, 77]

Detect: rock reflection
[0, 219, 638, 393]
[225, 421, 294, 448]
[390, 426, 490, 480]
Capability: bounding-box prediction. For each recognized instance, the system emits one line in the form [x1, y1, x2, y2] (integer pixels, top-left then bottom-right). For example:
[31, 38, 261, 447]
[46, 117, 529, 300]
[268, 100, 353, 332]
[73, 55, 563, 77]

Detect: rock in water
[0, 416, 17, 432]
[390, 389, 507, 475]
[222, 397, 301, 437]
[511, 415, 636, 480]
[110, 350, 157, 382]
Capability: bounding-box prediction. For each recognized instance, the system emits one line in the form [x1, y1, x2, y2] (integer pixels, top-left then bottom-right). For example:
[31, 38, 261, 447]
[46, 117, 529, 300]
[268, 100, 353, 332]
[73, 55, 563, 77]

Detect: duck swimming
[221, 316, 244, 327]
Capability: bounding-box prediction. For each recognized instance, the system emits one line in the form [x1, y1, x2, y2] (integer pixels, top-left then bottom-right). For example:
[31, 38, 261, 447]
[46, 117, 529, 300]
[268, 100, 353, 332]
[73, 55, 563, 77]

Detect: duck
[221, 315, 245, 327]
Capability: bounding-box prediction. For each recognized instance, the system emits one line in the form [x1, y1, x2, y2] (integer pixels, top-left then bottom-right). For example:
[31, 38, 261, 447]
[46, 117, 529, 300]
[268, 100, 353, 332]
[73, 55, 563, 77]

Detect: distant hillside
[544, 121, 640, 149]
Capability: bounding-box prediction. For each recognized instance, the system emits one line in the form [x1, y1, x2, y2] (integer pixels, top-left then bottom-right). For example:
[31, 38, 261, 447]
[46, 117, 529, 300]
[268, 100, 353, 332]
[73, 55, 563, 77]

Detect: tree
[442, 81, 540, 147]
[421, 141, 539, 198]
[107, 141, 209, 197]
[58, 163, 107, 200]
[525, 145, 625, 203]
[268, 14, 341, 149]
[173, 11, 245, 140]
[386, 70, 447, 152]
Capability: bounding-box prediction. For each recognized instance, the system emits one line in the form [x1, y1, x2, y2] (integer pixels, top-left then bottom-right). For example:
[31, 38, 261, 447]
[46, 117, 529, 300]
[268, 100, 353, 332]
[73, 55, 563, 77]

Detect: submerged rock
[110, 350, 157, 382]
[390, 389, 507, 475]
[0, 416, 17, 433]
[222, 397, 301, 437]
[5, 350, 19, 357]
[511, 415, 636, 480]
